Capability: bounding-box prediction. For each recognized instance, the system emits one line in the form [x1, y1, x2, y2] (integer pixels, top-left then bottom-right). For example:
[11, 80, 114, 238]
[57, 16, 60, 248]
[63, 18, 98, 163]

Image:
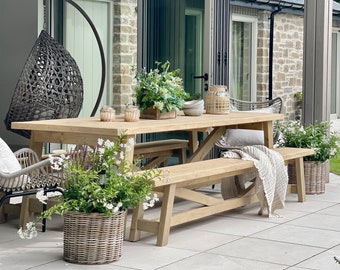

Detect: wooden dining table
[11, 111, 284, 162]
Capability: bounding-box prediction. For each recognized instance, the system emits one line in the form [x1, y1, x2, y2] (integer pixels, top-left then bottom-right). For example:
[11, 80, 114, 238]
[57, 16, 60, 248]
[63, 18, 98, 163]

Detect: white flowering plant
[134, 61, 189, 113]
[18, 134, 160, 239]
[277, 120, 339, 162]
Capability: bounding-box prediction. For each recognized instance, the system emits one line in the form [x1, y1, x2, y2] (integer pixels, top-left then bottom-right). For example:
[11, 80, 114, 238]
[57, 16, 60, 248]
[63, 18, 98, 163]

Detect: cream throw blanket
[221, 145, 288, 217]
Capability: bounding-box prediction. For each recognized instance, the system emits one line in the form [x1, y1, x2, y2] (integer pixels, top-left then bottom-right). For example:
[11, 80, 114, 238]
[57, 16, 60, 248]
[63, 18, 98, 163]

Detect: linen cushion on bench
[216, 129, 264, 149]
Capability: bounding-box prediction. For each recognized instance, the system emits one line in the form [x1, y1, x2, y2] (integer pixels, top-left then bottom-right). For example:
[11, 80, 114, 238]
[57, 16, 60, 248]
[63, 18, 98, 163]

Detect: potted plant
[18, 134, 160, 264]
[277, 120, 339, 194]
[134, 61, 189, 119]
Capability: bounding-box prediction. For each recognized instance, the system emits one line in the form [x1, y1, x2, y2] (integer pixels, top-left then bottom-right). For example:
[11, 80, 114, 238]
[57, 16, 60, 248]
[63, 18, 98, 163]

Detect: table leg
[29, 131, 44, 158]
[263, 121, 274, 148]
[126, 135, 136, 163]
[188, 131, 199, 155]
[188, 126, 226, 163]
[129, 204, 144, 241]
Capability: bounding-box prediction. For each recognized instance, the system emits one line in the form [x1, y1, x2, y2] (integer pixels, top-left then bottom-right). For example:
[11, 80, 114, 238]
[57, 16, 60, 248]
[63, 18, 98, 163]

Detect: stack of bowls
[182, 100, 204, 116]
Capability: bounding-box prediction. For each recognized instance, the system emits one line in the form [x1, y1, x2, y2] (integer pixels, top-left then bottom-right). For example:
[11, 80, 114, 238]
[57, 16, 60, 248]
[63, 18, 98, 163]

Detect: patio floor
[1, 173, 340, 270]
[1, 119, 340, 270]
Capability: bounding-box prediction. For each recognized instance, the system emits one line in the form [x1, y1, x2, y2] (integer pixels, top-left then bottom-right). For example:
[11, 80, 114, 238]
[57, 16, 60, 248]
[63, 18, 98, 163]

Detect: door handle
[193, 73, 209, 81]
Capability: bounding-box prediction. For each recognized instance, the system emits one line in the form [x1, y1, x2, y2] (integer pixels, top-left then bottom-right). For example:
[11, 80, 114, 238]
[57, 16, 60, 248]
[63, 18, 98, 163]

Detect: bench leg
[0, 193, 7, 223]
[157, 184, 176, 246]
[178, 148, 186, 164]
[295, 157, 306, 202]
[19, 195, 35, 229]
[129, 204, 144, 241]
[221, 174, 253, 200]
[221, 177, 239, 200]
[0, 204, 6, 223]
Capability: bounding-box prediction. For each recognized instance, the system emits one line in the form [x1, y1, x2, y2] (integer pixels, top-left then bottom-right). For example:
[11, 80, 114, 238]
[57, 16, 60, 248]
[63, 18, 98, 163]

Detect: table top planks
[11, 112, 283, 136]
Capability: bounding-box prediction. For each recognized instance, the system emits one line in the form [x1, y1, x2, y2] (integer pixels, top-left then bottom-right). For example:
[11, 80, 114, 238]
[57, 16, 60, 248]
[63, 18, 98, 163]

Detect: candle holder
[124, 106, 140, 122]
[100, 106, 116, 122]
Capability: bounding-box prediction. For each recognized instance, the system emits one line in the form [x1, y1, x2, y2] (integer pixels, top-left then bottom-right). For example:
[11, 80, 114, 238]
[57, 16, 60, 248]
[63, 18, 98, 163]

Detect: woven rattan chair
[229, 97, 283, 113]
[213, 97, 283, 199]
[0, 147, 63, 231]
[214, 97, 283, 152]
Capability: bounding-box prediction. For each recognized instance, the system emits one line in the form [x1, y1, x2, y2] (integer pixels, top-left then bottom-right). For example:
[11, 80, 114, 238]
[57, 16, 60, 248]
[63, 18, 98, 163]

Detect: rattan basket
[288, 160, 328, 194]
[205, 85, 230, 114]
[63, 211, 126, 264]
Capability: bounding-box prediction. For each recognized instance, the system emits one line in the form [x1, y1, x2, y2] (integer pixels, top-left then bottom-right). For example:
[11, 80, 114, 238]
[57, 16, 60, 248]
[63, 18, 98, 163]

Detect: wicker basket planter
[288, 160, 329, 194]
[140, 108, 176, 120]
[63, 211, 126, 264]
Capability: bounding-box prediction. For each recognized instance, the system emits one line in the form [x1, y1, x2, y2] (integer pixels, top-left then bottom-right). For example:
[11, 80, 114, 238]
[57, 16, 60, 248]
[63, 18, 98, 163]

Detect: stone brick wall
[272, 13, 304, 120]
[112, 0, 137, 113]
[256, 11, 304, 120]
[231, 6, 304, 119]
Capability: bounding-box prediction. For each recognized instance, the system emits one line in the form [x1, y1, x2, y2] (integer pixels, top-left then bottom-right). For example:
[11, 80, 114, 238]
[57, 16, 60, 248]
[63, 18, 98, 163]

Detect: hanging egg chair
[4, 30, 84, 139]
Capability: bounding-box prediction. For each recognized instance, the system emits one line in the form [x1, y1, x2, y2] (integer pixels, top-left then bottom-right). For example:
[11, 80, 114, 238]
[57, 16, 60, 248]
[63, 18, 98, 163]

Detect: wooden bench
[129, 147, 314, 246]
[134, 139, 188, 169]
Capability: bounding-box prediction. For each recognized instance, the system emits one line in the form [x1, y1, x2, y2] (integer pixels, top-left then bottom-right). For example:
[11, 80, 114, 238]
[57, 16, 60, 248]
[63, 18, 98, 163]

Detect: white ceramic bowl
[183, 107, 204, 116]
[182, 100, 204, 109]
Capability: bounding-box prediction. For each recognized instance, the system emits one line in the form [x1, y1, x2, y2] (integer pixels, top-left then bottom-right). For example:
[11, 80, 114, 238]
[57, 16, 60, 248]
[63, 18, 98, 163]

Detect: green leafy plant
[186, 93, 202, 101]
[18, 135, 160, 239]
[134, 61, 189, 113]
[330, 141, 340, 175]
[277, 120, 339, 162]
[294, 91, 302, 108]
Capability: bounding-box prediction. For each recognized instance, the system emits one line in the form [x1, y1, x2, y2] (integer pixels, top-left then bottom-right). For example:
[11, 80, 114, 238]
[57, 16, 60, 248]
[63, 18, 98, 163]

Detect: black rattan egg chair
[4, 30, 84, 139]
[5, 0, 106, 139]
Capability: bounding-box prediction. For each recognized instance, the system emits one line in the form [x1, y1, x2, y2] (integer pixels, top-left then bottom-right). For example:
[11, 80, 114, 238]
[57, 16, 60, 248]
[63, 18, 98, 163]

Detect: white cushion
[0, 138, 21, 174]
[252, 106, 275, 113]
[222, 129, 264, 147]
[218, 105, 275, 148]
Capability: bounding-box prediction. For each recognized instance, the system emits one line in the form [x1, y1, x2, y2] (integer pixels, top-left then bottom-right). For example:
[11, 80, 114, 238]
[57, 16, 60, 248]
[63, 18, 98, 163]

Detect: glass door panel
[145, 0, 205, 100]
[185, 9, 204, 99]
[231, 21, 252, 100]
[230, 15, 257, 101]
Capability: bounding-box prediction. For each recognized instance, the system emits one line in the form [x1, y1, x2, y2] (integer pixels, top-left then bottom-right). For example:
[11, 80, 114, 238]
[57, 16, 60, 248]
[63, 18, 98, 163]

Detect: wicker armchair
[229, 97, 283, 113]
[0, 148, 63, 230]
[214, 97, 283, 152]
